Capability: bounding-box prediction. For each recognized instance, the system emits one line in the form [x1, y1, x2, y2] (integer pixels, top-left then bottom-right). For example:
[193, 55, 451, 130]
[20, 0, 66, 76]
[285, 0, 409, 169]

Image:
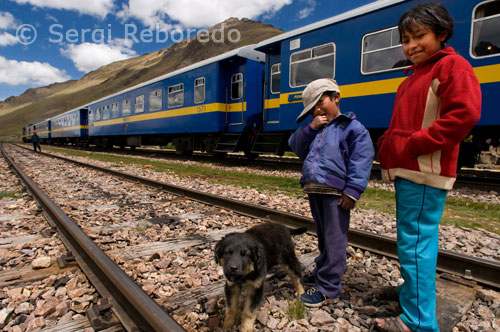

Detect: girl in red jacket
[374, 3, 481, 332]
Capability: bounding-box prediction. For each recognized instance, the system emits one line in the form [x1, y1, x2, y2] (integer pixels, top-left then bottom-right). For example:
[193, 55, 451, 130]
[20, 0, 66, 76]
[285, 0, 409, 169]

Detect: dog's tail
[289, 227, 308, 236]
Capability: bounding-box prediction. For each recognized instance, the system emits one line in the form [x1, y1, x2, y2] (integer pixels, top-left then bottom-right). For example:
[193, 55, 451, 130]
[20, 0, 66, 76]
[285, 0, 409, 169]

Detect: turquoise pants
[395, 178, 447, 332]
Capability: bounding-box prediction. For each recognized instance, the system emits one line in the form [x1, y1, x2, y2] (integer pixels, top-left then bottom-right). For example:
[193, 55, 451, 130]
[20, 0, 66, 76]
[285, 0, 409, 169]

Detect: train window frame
[168, 83, 184, 108]
[194, 77, 206, 104]
[360, 26, 410, 75]
[289, 43, 335, 88]
[135, 95, 145, 114]
[95, 108, 101, 121]
[470, 0, 500, 59]
[122, 99, 131, 116]
[103, 105, 110, 120]
[270, 63, 281, 94]
[111, 102, 119, 118]
[150, 89, 163, 111]
[231, 73, 243, 100]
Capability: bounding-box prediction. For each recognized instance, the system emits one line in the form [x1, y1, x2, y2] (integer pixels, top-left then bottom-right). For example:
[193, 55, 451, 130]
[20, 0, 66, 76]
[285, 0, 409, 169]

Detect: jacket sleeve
[344, 124, 375, 200]
[407, 59, 482, 157]
[288, 124, 319, 159]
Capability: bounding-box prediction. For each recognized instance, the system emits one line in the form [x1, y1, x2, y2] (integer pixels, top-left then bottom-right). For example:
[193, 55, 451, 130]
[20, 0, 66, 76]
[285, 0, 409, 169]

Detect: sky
[0, 0, 375, 101]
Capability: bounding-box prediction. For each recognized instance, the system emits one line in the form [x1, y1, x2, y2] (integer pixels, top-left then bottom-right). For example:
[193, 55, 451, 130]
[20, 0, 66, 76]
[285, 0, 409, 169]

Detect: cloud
[0, 55, 70, 85]
[0, 12, 18, 46]
[118, 0, 292, 28]
[298, 0, 316, 19]
[61, 39, 137, 72]
[10, 0, 114, 19]
[0, 11, 17, 30]
[0, 32, 18, 46]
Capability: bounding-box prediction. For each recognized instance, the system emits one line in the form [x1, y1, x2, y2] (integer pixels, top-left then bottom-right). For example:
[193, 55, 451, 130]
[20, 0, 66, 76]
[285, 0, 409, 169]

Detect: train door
[263, 58, 281, 128]
[227, 70, 245, 127]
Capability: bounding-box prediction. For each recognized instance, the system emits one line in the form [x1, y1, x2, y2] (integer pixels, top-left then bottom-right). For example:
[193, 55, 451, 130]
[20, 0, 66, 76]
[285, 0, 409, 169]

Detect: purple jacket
[288, 112, 374, 200]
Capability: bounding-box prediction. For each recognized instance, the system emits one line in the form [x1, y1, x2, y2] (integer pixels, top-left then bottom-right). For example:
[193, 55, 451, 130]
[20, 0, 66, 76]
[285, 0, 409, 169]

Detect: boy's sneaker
[300, 287, 328, 307]
[302, 273, 315, 286]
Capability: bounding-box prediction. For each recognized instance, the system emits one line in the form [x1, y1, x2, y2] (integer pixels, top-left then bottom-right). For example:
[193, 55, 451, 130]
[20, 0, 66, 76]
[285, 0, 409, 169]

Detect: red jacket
[377, 47, 481, 190]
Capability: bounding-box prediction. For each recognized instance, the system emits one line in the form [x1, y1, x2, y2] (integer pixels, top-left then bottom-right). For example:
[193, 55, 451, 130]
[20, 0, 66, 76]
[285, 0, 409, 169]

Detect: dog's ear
[214, 239, 224, 264]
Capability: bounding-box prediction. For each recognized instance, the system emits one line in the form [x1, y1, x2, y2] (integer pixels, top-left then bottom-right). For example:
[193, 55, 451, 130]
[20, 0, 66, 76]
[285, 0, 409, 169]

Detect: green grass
[0, 191, 22, 199]
[287, 297, 305, 320]
[441, 197, 500, 234]
[44, 146, 500, 235]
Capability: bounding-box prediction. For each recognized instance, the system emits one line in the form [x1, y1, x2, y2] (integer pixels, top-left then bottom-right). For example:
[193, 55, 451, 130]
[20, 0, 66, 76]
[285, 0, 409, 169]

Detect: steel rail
[14, 144, 500, 290]
[26, 143, 500, 192]
[1, 143, 186, 332]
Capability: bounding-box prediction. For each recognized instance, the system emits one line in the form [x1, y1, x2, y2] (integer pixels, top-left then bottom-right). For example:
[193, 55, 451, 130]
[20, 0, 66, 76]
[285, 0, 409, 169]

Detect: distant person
[375, 2, 481, 332]
[288, 78, 374, 307]
[31, 130, 41, 152]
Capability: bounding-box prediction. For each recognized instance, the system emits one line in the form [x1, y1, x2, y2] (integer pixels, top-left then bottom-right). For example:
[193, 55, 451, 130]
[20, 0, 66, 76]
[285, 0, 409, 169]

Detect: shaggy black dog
[214, 223, 306, 332]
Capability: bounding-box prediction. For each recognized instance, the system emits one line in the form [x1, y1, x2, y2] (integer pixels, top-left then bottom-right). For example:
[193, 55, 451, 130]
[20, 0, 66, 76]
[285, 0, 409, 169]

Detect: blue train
[23, 0, 500, 166]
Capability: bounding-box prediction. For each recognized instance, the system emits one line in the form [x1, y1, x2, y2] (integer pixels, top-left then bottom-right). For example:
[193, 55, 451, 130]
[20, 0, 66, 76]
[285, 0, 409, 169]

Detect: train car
[33, 120, 51, 143]
[253, 0, 500, 166]
[21, 124, 35, 143]
[50, 108, 89, 146]
[86, 45, 265, 156]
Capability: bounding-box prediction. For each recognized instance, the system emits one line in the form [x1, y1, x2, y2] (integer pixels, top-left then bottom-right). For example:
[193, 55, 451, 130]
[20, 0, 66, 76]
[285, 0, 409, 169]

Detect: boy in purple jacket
[289, 78, 374, 306]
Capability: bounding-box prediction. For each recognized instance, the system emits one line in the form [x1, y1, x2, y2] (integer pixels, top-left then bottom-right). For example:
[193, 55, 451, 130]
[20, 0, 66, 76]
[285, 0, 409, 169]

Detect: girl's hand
[339, 194, 355, 210]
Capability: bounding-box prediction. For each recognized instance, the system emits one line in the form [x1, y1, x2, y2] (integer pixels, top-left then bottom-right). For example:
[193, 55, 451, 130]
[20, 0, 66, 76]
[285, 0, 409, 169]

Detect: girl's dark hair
[398, 2, 454, 45]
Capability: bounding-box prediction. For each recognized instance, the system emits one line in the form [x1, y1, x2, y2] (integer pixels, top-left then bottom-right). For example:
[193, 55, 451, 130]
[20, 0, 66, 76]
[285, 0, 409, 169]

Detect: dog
[214, 222, 307, 332]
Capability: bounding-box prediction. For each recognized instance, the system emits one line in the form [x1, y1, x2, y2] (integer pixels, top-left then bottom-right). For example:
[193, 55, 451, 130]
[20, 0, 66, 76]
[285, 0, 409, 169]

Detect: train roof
[255, 0, 406, 52]
[34, 119, 49, 125]
[83, 45, 265, 107]
[50, 106, 86, 121]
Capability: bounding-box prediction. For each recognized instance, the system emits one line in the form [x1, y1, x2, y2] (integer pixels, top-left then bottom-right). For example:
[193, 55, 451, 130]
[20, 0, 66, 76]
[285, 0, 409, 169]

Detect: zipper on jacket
[310, 130, 323, 181]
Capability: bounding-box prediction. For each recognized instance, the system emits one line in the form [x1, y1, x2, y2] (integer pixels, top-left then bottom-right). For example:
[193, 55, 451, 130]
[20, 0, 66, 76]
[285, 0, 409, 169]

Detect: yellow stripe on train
[52, 125, 88, 133]
[265, 63, 500, 109]
[91, 102, 247, 127]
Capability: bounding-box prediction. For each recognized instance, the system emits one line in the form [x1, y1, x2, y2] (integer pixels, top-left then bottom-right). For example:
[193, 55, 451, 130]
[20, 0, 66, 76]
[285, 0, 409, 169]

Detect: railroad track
[1, 143, 186, 332]
[3, 143, 500, 331]
[10, 143, 500, 289]
[36, 144, 500, 192]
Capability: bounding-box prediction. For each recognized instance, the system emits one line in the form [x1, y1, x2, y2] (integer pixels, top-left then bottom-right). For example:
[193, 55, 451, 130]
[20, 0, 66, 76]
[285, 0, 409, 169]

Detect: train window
[168, 84, 184, 108]
[471, 0, 500, 57]
[135, 95, 145, 113]
[231, 73, 243, 100]
[270, 63, 280, 94]
[111, 102, 119, 118]
[95, 108, 101, 121]
[194, 77, 205, 104]
[290, 43, 335, 87]
[150, 89, 162, 111]
[103, 105, 110, 120]
[122, 99, 131, 116]
[361, 27, 409, 75]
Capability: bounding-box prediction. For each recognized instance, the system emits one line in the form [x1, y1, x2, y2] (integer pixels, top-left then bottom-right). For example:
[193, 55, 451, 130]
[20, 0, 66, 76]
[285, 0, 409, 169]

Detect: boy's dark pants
[308, 194, 350, 298]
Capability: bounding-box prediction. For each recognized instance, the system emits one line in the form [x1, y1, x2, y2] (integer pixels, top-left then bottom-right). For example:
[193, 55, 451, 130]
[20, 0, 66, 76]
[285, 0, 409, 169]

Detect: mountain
[0, 18, 283, 139]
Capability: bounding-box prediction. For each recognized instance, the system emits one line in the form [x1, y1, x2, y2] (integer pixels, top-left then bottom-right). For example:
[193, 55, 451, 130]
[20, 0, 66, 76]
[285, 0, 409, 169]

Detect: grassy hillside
[0, 18, 283, 140]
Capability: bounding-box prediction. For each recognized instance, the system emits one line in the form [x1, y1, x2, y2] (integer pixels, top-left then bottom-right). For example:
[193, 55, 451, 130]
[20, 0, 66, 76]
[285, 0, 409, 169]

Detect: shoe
[300, 287, 327, 307]
[301, 273, 315, 286]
